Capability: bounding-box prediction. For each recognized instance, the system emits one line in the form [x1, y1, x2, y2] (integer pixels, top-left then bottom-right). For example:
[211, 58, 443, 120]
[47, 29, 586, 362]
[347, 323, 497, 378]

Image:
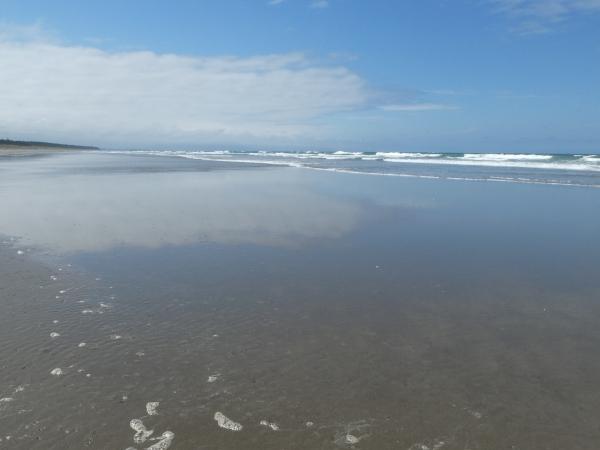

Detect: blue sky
[1, 0, 599, 153]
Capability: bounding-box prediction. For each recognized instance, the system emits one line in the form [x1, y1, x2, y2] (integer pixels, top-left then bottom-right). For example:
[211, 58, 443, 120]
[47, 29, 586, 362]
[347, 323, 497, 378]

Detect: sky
[0, 0, 599, 153]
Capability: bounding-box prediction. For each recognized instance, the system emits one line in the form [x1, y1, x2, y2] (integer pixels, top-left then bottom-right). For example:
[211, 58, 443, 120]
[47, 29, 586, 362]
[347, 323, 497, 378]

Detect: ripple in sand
[214, 412, 243, 431]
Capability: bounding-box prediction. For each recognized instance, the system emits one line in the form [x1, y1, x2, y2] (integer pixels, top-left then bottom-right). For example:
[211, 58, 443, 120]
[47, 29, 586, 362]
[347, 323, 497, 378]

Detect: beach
[1, 151, 600, 449]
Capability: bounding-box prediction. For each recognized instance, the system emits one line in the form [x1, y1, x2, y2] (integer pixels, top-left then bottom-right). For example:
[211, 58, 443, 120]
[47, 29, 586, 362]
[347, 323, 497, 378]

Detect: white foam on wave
[78, 342, 87, 347]
[50, 332, 60, 338]
[581, 155, 600, 163]
[376, 152, 442, 158]
[146, 402, 160, 416]
[214, 412, 243, 431]
[383, 156, 600, 171]
[130, 418, 154, 444]
[207, 374, 219, 383]
[463, 153, 552, 161]
[50, 368, 63, 376]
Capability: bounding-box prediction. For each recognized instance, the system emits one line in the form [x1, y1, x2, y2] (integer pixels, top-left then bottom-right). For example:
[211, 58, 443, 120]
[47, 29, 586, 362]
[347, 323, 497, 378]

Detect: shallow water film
[1, 152, 600, 449]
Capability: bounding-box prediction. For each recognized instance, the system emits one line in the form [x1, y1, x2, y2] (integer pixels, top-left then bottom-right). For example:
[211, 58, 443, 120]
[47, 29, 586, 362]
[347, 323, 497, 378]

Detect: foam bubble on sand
[259, 420, 279, 431]
[50, 332, 60, 338]
[130, 419, 154, 444]
[214, 412, 243, 431]
[146, 402, 159, 416]
[78, 342, 87, 348]
[146, 431, 175, 450]
[408, 439, 446, 450]
[110, 334, 122, 340]
[334, 421, 371, 447]
[50, 368, 63, 376]
[207, 374, 219, 383]
[306, 421, 314, 427]
[467, 409, 483, 419]
[345, 434, 360, 444]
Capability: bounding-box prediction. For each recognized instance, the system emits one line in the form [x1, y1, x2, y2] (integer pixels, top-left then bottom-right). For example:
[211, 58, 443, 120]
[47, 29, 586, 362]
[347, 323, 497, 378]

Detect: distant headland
[0, 139, 98, 150]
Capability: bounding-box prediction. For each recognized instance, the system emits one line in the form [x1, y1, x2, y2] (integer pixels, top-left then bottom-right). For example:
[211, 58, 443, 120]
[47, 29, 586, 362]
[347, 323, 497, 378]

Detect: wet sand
[1, 152, 600, 449]
[0, 146, 81, 158]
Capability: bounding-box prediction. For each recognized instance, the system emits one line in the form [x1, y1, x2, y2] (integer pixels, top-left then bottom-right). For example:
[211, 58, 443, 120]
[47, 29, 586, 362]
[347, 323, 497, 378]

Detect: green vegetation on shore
[0, 139, 98, 150]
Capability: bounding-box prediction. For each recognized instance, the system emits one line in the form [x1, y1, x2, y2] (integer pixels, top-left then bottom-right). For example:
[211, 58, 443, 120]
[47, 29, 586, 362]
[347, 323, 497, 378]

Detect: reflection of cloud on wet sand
[0, 155, 362, 253]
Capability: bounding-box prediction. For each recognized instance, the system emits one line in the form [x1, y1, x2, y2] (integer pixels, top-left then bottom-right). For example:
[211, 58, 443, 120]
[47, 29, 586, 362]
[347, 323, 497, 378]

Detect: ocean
[102, 150, 600, 188]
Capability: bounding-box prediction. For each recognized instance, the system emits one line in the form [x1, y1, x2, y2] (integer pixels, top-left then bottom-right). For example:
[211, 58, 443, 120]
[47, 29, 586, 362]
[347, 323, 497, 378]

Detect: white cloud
[380, 103, 458, 112]
[0, 29, 367, 146]
[490, 0, 600, 34]
[268, 0, 286, 5]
